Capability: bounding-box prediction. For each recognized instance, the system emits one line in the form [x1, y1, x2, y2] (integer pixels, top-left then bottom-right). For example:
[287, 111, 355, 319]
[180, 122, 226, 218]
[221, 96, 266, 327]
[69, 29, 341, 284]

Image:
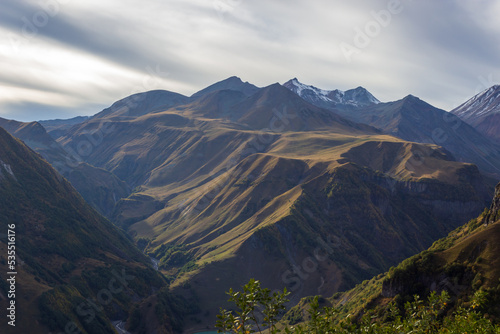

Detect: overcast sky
[1, 0, 499, 121]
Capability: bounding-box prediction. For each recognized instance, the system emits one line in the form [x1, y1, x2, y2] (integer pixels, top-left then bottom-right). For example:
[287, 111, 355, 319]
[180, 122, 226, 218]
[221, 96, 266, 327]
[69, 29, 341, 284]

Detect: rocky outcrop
[381, 270, 473, 300]
[486, 183, 500, 224]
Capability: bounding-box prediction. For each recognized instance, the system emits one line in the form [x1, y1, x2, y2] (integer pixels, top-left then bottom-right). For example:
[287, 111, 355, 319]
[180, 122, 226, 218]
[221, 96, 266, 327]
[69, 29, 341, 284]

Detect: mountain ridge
[281, 79, 500, 179]
[283, 78, 380, 109]
[93, 89, 190, 119]
[39, 116, 90, 139]
[331, 95, 500, 179]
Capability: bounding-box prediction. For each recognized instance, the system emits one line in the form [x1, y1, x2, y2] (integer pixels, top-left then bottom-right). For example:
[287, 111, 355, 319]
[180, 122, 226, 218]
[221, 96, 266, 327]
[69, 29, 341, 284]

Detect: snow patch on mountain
[288, 78, 334, 102]
[0, 160, 16, 181]
[283, 78, 380, 108]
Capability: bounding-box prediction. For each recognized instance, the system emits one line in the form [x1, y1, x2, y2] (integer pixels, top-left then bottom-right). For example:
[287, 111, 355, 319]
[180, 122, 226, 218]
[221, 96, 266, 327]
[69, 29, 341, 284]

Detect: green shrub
[217, 280, 500, 334]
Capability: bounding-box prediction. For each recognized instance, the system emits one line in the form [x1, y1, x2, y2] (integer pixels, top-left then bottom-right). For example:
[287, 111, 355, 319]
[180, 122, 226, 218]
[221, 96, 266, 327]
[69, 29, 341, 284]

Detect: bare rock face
[486, 183, 500, 224]
[381, 271, 473, 299]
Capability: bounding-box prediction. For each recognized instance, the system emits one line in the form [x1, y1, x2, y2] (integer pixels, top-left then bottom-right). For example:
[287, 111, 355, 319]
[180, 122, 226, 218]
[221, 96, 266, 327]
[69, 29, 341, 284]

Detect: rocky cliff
[486, 183, 500, 224]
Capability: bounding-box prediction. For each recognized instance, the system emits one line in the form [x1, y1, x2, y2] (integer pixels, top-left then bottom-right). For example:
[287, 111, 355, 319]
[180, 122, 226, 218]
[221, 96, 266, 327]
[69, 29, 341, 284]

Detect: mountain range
[1, 76, 500, 332]
[283, 79, 500, 179]
[53, 77, 499, 330]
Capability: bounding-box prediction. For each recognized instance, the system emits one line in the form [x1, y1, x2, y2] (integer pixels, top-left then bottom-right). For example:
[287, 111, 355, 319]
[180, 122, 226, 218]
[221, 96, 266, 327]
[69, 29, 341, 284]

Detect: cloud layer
[1, 0, 499, 121]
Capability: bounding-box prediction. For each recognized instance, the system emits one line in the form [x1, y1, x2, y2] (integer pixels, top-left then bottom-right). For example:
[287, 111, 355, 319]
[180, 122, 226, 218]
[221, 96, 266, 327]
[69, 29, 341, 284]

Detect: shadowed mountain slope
[301, 182, 500, 324]
[0, 117, 129, 217]
[0, 127, 196, 334]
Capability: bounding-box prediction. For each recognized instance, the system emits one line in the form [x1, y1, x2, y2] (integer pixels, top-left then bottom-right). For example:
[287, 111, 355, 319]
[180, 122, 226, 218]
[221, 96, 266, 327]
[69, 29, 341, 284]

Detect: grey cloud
[401, 1, 500, 67]
[0, 1, 206, 84]
[1, 0, 499, 120]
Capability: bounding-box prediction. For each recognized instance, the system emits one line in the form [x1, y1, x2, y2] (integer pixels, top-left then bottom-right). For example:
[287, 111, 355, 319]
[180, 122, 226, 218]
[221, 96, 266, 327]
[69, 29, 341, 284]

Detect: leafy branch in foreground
[217, 279, 500, 333]
[216, 279, 289, 334]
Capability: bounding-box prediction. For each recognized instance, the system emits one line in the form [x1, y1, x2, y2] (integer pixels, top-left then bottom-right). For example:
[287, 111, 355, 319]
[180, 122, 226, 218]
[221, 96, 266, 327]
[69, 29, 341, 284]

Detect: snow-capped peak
[452, 85, 500, 121]
[283, 78, 379, 108]
[285, 78, 337, 102]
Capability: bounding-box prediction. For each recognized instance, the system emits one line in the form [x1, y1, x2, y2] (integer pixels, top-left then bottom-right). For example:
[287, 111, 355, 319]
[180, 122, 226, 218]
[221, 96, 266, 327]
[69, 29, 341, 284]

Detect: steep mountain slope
[0, 117, 129, 217]
[0, 127, 194, 334]
[283, 78, 380, 110]
[315, 182, 500, 323]
[52, 79, 496, 331]
[333, 95, 500, 178]
[152, 137, 491, 331]
[451, 85, 500, 143]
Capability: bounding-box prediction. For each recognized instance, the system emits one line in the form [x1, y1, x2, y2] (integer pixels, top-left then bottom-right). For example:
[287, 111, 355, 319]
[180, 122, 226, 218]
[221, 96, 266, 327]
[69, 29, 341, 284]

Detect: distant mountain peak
[265, 82, 289, 91]
[399, 95, 436, 109]
[191, 76, 259, 98]
[401, 94, 422, 102]
[95, 89, 189, 118]
[218, 76, 245, 85]
[282, 78, 379, 109]
[283, 78, 336, 101]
